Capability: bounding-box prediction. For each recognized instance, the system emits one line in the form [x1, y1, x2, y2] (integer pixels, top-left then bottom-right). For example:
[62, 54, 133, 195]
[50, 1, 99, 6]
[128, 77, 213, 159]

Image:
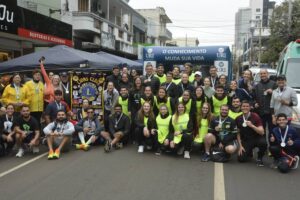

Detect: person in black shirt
[0, 104, 16, 154]
[202, 105, 237, 162]
[177, 72, 194, 97]
[105, 66, 121, 91]
[60, 72, 71, 107]
[14, 105, 40, 157]
[141, 63, 160, 95]
[119, 73, 132, 91]
[208, 65, 219, 88]
[101, 104, 130, 152]
[161, 72, 178, 99]
[129, 77, 143, 119]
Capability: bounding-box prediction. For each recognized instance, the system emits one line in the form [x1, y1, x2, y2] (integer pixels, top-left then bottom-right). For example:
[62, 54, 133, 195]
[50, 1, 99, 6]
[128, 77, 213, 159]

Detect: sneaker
[104, 140, 111, 152]
[32, 146, 40, 154]
[115, 142, 123, 149]
[138, 145, 144, 153]
[270, 159, 279, 169]
[146, 145, 152, 150]
[291, 156, 299, 170]
[201, 152, 211, 162]
[16, 148, 24, 157]
[75, 144, 84, 150]
[184, 151, 191, 159]
[256, 158, 264, 167]
[177, 146, 184, 155]
[155, 148, 161, 156]
[82, 144, 90, 151]
[47, 150, 54, 160]
[53, 149, 60, 159]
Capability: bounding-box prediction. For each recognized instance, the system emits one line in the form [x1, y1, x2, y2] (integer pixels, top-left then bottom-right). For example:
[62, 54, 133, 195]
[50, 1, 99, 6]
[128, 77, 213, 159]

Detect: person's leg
[238, 140, 254, 163]
[57, 136, 71, 152]
[135, 127, 144, 146]
[111, 132, 124, 146]
[15, 133, 25, 157]
[224, 144, 237, 160]
[203, 133, 216, 154]
[256, 136, 267, 160]
[78, 132, 86, 144]
[182, 133, 193, 152]
[101, 131, 112, 142]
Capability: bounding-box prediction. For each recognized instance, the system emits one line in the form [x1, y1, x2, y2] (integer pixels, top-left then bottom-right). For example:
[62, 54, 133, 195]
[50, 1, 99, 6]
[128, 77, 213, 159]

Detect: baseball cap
[195, 71, 202, 76]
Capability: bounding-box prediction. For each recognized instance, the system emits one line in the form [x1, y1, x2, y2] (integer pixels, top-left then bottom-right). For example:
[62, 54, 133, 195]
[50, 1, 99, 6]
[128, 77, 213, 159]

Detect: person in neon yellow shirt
[193, 102, 213, 152]
[228, 97, 243, 120]
[155, 64, 167, 84]
[172, 65, 181, 85]
[195, 86, 208, 121]
[153, 87, 175, 116]
[178, 90, 196, 119]
[152, 104, 172, 155]
[169, 103, 194, 159]
[184, 62, 195, 83]
[210, 85, 229, 116]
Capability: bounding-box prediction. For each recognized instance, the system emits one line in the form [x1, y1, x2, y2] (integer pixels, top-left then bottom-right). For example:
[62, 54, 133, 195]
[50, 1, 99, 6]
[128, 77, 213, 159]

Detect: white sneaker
[184, 151, 191, 159]
[292, 156, 299, 169]
[138, 145, 144, 153]
[32, 146, 40, 154]
[16, 148, 24, 157]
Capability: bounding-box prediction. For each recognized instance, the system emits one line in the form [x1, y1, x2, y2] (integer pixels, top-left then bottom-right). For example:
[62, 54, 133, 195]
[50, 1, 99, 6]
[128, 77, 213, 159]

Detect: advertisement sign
[214, 61, 229, 77]
[71, 72, 105, 120]
[0, 0, 18, 34]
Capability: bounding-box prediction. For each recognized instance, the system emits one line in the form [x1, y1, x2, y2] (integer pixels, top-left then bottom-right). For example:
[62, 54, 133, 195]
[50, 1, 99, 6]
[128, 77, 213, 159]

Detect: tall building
[235, 8, 251, 58]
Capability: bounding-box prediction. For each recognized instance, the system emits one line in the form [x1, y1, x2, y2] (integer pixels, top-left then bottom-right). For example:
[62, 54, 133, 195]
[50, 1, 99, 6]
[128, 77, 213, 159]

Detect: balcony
[159, 28, 172, 40]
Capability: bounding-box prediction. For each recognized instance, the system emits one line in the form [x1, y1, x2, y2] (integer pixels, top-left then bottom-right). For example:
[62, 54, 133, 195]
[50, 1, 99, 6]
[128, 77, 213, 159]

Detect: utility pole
[288, 0, 293, 36]
[258, 19, 262, 67]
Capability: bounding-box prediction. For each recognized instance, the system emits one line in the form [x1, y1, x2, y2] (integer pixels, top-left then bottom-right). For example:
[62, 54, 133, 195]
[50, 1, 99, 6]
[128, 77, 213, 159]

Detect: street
[0, 145, 299, 200]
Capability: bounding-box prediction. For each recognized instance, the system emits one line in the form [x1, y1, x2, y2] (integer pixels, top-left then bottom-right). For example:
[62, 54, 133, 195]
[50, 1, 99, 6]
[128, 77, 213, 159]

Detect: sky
[129, 0, 283, 47]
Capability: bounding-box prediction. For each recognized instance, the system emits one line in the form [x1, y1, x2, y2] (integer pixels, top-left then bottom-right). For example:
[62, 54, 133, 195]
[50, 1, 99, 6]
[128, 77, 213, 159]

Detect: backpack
[211, 151, 229, 163]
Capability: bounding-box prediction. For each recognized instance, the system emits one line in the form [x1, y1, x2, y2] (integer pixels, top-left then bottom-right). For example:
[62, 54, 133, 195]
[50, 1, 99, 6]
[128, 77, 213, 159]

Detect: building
[0, 0, 72, 62]
[60, 0, 144, 59]
[167, 37, 199, 47]
[135, 7, 172, 46]
[234, 0, 275, 67]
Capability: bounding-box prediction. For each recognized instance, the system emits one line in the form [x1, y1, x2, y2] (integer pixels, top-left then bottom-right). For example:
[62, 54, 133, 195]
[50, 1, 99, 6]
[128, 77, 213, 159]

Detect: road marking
[0, 153, 47, 178]
[214, 162, 226, 200]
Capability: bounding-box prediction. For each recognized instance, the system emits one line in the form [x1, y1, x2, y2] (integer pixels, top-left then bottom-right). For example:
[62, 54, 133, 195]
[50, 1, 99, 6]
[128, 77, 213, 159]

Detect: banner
[71, 72, 105, 121]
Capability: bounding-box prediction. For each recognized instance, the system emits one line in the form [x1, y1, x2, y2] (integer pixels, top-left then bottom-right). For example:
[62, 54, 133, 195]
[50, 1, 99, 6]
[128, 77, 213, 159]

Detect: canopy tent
[0, 45, 141, 73]
[96, 51, 142, 68]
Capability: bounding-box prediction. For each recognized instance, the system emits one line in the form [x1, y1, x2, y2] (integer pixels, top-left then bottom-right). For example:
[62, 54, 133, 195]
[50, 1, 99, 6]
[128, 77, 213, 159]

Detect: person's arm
[40, 61, 51, 88]
[170, 98, 176, 114]
[94, 118, 102, 136]
[43, 122, 55, 135]
[134, 115, 145, 128]
[247, 114, 264, 136]
[74, 119, 84, 132]
[108, 116, 116, 135]
[291, 89, 298, 107]
[122, 115, 131, 135]
[182, 118, 193, 135]
[44, 105, 52, 124]
[62, 122, 75, 136]
[167, 117, 174, 140]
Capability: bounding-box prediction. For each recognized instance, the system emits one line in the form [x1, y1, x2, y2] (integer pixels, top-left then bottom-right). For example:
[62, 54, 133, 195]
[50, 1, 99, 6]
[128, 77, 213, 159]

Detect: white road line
[0, 152, 47, 178]
[214, 162, 226, 200]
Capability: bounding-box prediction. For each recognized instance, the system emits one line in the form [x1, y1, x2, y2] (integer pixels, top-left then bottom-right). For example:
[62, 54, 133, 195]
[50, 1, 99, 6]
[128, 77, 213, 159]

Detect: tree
[261, 0, 300, 64]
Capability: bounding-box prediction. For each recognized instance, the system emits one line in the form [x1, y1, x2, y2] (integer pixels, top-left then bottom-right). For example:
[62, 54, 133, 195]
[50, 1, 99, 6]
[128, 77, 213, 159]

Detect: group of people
[0, 60, 299, 173]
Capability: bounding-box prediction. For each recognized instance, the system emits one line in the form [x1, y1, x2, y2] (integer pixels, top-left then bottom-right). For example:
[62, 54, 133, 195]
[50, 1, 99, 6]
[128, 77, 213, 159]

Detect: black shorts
[23, 133, 35, 144]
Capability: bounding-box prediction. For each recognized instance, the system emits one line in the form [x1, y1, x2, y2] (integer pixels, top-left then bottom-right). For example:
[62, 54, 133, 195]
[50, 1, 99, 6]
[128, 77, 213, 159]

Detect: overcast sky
[129, 0, 283, 47]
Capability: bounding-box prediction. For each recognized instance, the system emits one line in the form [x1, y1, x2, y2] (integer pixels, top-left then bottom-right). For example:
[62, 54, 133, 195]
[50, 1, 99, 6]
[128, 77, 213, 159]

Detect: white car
[248, 67, 277, 85]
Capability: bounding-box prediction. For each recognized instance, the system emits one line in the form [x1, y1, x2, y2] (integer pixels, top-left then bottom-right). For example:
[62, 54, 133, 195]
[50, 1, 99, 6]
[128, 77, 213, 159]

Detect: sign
[0, 0, 18, 34]
[214, 61, 229, 77]
[71, 72, 105, 120]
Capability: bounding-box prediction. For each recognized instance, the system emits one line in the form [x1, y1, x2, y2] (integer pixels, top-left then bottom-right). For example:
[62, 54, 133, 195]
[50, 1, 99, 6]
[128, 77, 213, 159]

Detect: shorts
[23, 133, 35, 144]
[53, 136, 72, 152]
[214, 139, 237, 149]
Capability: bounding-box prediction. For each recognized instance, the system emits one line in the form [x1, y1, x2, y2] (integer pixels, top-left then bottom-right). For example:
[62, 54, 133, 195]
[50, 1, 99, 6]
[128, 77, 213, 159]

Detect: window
[256, 16, 260, 19]
[118, 30, 123, 39]
[256, 8, 260, 12]
[78, 0, 89, 12]
[127, 35, 131, 42]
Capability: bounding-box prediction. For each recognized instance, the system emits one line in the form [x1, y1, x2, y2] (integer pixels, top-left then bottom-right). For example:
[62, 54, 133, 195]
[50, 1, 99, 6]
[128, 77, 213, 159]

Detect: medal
[281, 142, 286, 147]
[242, 112, 251, 128]
[242, 122, 247, 127]
[279, 125, 289, 148]
[114, 113, 123, 130]
[66, 90, 69, 94]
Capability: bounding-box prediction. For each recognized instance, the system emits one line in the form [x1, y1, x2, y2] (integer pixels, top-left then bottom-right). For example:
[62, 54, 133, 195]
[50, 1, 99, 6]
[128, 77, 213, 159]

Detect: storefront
[0, 0, 72, 61]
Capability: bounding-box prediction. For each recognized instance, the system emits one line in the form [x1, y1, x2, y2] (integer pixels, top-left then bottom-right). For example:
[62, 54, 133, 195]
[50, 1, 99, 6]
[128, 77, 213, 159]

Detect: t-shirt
[14, 116, 39, 135]
[209, 116, 237, 143]
[236, 112, 263, 140]
[0, 114, 15, 135]
[45, 101, 69, 122]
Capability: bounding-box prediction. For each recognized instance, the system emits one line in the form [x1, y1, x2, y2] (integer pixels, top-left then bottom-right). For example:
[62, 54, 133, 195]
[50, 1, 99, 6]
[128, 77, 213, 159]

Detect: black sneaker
[155, 148, 161, 156]
[104, 140, 111, 152]
[201, 152, 211, 162]
[256, 158, 264, 167]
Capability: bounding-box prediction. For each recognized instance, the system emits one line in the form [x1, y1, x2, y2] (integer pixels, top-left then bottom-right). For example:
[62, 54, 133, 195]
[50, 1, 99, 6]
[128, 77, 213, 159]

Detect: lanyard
[242, 112, 251, 127]
[279, 125, 289, 147]
[115, 113, 123, 128]
[218, 116, 228, 128]
[14, 84, 20, 100]
[34, 81, 40, 94]
[55, 101, 62, 110]
[181, 83, 185, 92]
[6, 114, 13, 122]
[166, 82, 172, 91]
[211, 77, 216, 88]
[62, 83, 69, 93]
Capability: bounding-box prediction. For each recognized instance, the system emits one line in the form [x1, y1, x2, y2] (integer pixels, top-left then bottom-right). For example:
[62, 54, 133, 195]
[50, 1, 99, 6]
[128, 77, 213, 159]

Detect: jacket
[2, 84, 30, 111]
[25, 80, 44, 112]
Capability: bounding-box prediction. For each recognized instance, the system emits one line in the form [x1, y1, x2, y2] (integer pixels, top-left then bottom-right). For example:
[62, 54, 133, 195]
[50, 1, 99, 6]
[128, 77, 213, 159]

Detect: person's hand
[29, 139, 36, 147]
[287, 137, 294, 146]
[219, 143, 224, 150]
[266, 89, 273, 94]
[215, 126, 221, 132]
[280, 99, 290, 106]
[83, 127, 91, 134]
[246, 121, 254, 128]
[170, 141, 175, 149]
[143, 127, 150, 137]
[272, 116, 277, 125]
[7, 134, 13, 142]
[254, 103, 259, 108]
[164, 139, 169, 146]
[270, 134, 275, 143]
[151, 129, 157, 135]
[238, 146, 245, 156]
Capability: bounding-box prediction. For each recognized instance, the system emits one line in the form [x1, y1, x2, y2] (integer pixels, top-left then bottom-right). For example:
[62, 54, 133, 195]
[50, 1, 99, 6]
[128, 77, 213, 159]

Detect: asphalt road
[0, 145, 299, 200]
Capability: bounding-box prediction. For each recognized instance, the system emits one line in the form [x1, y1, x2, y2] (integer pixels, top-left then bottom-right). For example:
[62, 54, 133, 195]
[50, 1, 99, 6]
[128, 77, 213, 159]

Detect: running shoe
[82, 144, 90, 151]
[16, 148, 24, 158]
[201, 152, 211, 162]
[104, 140, 111, 152]
[53, 149, 60, 159]
[76, 144, 85, 150]
[115, 142, 123, 149]
[291, 156, 299, 170]
[138, 145, 144, 153]
[256, 158, 264, 167]
[270, 159, 279, 169]
[48, 150, 54, 160]
[155, 148, 161, 156]
[184, 151, 191, 159]
[32, 146, 40, 154]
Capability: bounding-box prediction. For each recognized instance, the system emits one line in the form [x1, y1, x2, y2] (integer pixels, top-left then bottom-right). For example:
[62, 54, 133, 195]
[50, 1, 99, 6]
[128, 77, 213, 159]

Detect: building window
[119, 30, 123, 39]
[127, 35, 131, 42]
[256, 16, 260, 19]
[78, 0, 89, 12]
[256, 8, 260, 12]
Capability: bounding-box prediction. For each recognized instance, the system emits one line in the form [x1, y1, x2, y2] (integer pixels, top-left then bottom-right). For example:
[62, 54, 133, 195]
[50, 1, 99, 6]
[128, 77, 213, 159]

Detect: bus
[277, 39, 300, 132]
[143, 46, 233, 80]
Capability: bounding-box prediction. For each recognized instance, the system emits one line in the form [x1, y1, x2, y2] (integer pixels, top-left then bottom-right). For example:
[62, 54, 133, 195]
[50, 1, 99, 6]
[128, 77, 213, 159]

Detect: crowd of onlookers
[0, 61, 299, 173]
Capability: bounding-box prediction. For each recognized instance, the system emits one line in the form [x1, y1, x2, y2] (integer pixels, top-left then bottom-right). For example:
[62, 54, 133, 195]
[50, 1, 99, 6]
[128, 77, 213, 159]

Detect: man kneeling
[44, 110, 75, 159]
[101, 104, 130, 152]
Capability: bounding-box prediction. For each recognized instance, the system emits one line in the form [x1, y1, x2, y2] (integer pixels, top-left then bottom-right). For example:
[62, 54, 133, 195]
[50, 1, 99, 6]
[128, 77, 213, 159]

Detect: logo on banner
[218, 61, 225, 68]
[217, 47, 226, 58]
[0, 2, 16, 33]
[145, 48, 154, 59]
[79, 82, 98, 101]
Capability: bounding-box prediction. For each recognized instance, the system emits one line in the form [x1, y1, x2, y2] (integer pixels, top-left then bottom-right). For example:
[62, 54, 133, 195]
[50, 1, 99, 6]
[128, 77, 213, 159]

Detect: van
[277, 39, 300, 132]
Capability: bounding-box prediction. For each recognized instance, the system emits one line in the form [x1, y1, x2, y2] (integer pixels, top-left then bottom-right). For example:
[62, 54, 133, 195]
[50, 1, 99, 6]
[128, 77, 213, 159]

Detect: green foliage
[262, 0, 300, 64]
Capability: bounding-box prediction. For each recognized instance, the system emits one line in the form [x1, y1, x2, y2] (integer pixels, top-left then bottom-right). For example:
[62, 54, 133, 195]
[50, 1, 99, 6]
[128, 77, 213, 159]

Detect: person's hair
[277, 113, 287, 120]
[232, 96, 241, 102]
[133, 77, 143, 91]
[121, 73, 128, 78]
[173, 102, 186, 123]
[159, 104, 169, 116]
[166, 71, 173, 77]
[215, 85, 224, 90]
[57, 109, 67, 115]
[184, 62, 193, 68]
[120, 86, 128, 91]
[114, 103, 123, 110]
[32, 69, 41, 76]
[6, 103, 15, 109]
[86, 106, 94, 112]
[210, 65, 217, 70]
[144, 86, 152, 93]
[157, 87, 168, 103]
[203, 77, 211, 84]
[112, 66, 119, 71]
[195, 86, 206, 102]
[54, 89, 63, 96]
[137, 102, 155, 123]
[219, 74, 227, 81]
[182, 90, 191, 100]
[220, 104, 229, 110]
[181, 72, 189, 77]
[10, 73, 23, 85]
[241, 100, 250, 106]
[20, 104, 30, 110]
[197, 102, 213, 136]
[173, 65, 181, 72]
[157, 63, 164, 68]
[244, 69, 253, 81]
[82, 98, 90, 104]
[146, 62, 153, 68]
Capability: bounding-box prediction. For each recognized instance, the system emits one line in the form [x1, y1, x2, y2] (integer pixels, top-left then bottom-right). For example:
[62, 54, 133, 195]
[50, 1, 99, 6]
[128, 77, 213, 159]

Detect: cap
[60, 72, 68, 77]
[194, 71, 202, 76]
[277, 75, 286, 81]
